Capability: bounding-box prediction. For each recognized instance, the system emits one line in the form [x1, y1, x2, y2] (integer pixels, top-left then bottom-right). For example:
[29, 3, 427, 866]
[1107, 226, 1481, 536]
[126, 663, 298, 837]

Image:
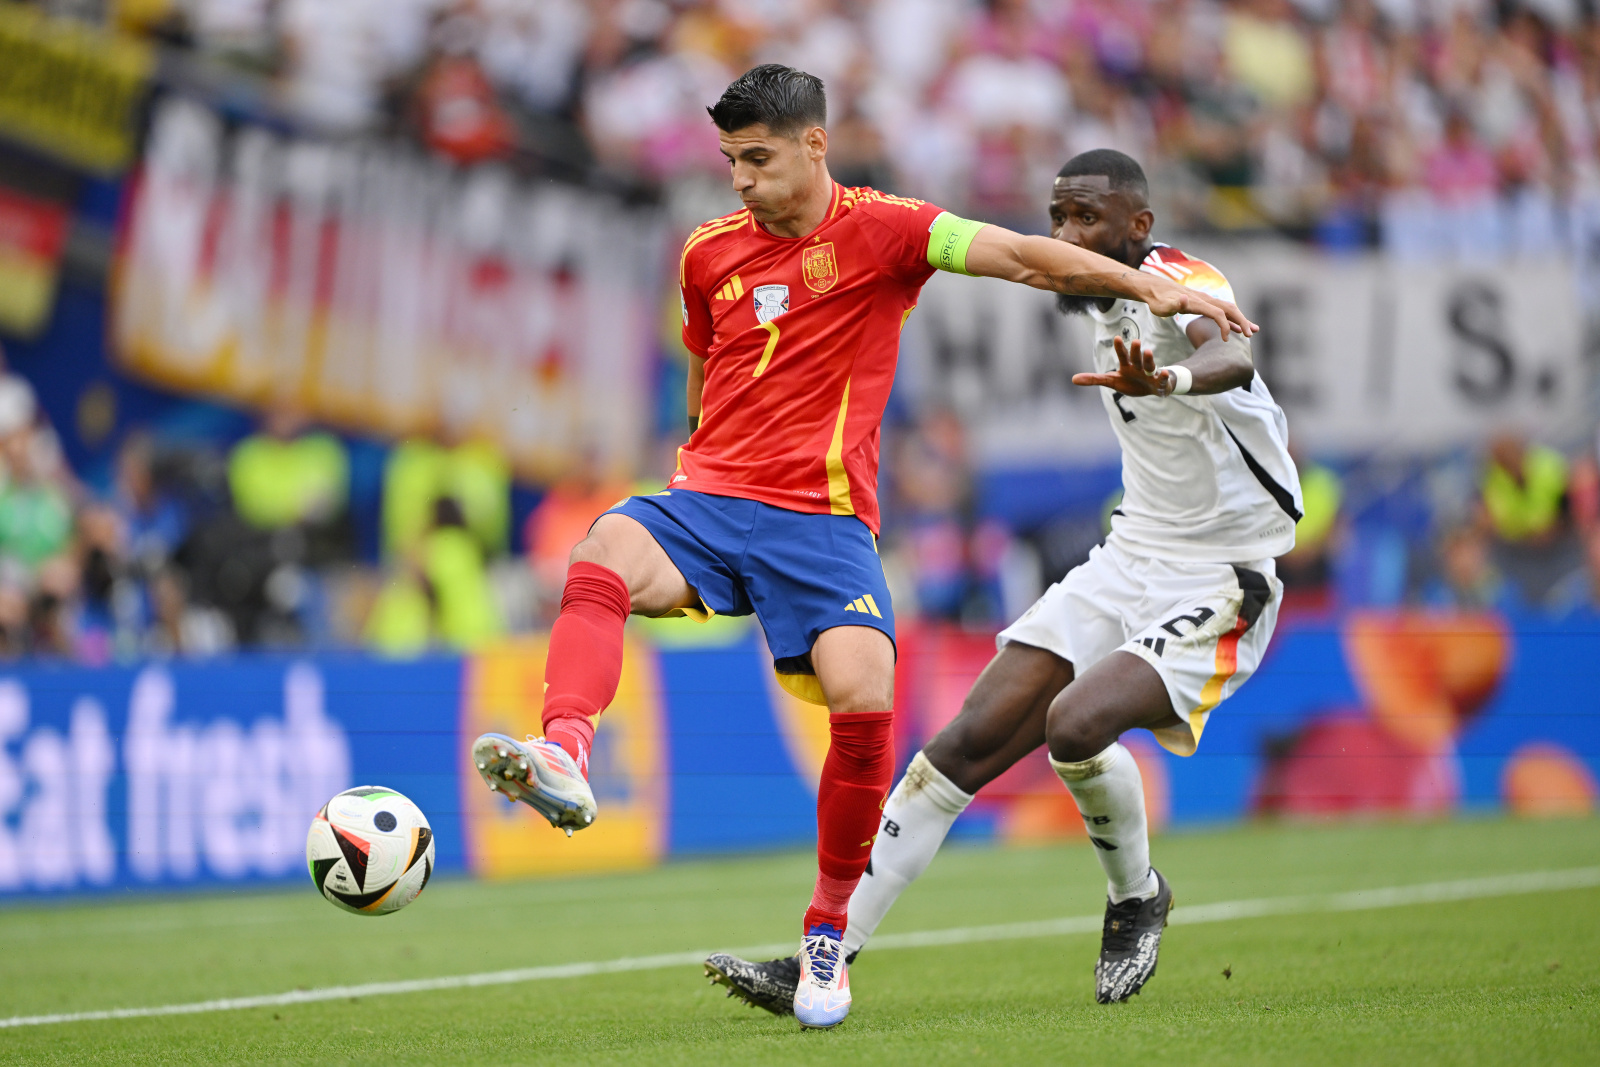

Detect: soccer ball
[306, 786, 435, 916]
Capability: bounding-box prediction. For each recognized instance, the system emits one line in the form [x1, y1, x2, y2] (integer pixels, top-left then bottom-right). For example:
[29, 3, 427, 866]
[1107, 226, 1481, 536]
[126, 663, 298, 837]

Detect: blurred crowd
[4, 0, 1600, 662]
[0, 339, 646, 661]
[28, 0, 1600, 248]
[0, 346, 1593, 663]
[876, 412, 1600, 628]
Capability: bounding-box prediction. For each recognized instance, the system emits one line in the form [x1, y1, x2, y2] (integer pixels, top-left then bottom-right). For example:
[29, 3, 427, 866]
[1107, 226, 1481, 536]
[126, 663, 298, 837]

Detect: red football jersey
[676, 183, 946, 534]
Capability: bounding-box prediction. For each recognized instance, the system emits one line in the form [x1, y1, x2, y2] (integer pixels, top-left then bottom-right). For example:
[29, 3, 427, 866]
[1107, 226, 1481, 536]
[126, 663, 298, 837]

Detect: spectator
[1223, 0, 1316, 112]
[1568, 437, 1598, 533]
[365, 564, 433, 658]
[944, 0, 1071, 220]
[145, 566, 235, 657]
[1547, 526, 1600, 617]
[72, 0, 1600, 249]
[1424, 108, 1499, 208]
[365, 496, 502, 654]
[1479, 432, 1569, 546]
[1279, 454, 1343, 606]
[476, 0, 589, 115]
[228, 402, 350, 537]
[74, 504, 133, 663]
[276, 0, 420, 132]
[409, 6, 516, 165]
[524, 452, 631, 611]
[112, 432, 189, 575]
[424, 497, 502, 649]
[888, 410, 1009, 624]
[1423, 523, 1522, 613]
[383, 437, 510, 562]
[0, 385, 72, 578]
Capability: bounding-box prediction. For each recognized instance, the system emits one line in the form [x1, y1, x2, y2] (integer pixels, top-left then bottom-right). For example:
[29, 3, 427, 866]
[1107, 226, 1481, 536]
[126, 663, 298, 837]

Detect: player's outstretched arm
[1073, 325, 1254, 398]
[962, 224, 1257, 338]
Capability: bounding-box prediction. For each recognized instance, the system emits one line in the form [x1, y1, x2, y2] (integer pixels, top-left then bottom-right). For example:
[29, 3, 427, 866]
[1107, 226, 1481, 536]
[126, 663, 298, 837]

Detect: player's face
[1048, 176, 1151, 266]
[719, 124, 827, 224]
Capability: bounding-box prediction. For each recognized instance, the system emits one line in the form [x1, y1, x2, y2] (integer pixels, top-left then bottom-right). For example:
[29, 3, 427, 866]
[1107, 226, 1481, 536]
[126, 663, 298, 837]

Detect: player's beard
[1056, 292, 1101, 316]
[1056, 242, 1146, 316]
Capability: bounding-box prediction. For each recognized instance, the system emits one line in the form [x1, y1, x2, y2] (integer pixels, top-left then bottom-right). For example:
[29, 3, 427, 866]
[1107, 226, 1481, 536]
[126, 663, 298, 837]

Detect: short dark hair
[1058, 149, 1149, 201]
[707, 64, 827, 137]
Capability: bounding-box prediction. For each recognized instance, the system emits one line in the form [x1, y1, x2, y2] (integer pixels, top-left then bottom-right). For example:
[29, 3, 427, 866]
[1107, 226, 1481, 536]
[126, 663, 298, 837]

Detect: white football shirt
[1084, 244, 1302, 563]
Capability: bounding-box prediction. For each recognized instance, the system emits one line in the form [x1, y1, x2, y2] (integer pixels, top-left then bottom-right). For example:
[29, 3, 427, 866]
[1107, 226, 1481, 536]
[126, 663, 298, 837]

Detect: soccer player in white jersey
[705, 148, 1301, 1009]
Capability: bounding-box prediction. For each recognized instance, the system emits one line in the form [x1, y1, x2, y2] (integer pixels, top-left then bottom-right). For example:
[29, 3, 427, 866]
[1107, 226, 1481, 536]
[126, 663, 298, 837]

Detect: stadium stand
[0, 0, 1596, 660]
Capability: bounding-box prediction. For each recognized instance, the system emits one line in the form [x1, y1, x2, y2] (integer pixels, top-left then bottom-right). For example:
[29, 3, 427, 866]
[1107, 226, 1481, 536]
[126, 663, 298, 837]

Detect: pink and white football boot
[472, 733, 596, 836]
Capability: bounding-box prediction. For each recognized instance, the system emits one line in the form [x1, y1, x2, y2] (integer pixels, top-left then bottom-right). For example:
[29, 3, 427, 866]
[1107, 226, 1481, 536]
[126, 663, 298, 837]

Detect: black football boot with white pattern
[703, 953, 801, 1015]
[1095, 868, 1173, 1004]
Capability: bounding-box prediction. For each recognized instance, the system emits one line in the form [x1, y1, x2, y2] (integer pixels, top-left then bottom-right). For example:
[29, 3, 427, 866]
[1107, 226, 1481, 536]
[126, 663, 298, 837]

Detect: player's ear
[1131, 209, 1154, 241]
[804, 125, 827, 161]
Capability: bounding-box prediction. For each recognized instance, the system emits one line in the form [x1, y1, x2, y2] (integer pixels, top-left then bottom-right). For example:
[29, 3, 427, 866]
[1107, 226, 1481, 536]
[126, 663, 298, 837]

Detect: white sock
[1051, 743, 1158, 903]
[843, 750, 973, 956]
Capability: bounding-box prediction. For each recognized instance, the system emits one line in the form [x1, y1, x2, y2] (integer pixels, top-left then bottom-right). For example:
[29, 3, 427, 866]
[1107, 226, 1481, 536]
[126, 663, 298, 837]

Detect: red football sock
[805, 710, 894, 934]
[541, 561, 631, 778]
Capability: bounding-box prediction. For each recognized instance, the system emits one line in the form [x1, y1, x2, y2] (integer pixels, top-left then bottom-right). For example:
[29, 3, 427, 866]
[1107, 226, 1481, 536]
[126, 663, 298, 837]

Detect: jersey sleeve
[1143, 250, 1237, 331]
[854, 192, 950, 274]
[679, 243, 713, 358]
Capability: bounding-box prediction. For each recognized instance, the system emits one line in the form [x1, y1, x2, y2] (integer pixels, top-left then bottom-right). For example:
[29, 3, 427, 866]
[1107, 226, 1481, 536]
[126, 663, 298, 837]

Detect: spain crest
[801, 242, 838, 293]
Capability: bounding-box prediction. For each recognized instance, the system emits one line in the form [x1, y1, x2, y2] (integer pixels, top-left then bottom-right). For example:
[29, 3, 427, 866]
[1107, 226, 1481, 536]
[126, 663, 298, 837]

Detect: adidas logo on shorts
[842, 595, 884, 618]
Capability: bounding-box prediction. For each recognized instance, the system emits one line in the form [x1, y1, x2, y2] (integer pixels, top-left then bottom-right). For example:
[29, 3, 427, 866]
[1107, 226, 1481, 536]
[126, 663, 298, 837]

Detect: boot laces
[802, 934, 841, 987]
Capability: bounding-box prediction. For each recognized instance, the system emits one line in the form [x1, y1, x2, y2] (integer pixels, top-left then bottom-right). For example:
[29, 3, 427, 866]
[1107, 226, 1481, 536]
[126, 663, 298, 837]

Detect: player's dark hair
[1058, 149, 1149, 202]
[707, 64, 827, 137]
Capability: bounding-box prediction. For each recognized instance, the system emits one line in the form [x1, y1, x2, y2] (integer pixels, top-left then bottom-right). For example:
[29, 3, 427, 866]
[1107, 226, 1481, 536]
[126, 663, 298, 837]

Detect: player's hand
[1143, 279, 1257, 338]
[1073, 337, 1181, 397]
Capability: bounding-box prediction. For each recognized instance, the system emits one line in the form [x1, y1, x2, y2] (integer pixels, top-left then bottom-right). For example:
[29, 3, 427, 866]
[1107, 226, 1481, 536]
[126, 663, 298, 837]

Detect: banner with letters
[113, 97, 664, 482]
[901, 244, 1590, 465]
[0, 613, 1593, 899]
[0, 2, 152, 173]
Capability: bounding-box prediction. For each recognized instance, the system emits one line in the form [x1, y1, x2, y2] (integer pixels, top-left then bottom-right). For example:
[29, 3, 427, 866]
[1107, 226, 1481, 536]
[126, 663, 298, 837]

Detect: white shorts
[997, 538, 1282, 757]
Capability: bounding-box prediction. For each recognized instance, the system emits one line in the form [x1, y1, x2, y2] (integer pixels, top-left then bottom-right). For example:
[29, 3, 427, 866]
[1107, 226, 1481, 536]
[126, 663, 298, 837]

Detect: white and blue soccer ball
[306, 786, 435, 916]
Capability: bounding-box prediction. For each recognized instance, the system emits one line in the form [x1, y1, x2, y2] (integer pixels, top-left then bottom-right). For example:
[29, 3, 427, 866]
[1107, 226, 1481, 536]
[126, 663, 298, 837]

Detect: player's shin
[807, 711, 895, 935]
[843, 750, 973, 957]
[1051, 743, 1158, 902]
[541, 561, 631, 777]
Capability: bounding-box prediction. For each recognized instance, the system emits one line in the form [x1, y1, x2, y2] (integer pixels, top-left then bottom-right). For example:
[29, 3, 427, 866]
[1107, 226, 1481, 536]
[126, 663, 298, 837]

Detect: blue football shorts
[603, 489, 895, 706]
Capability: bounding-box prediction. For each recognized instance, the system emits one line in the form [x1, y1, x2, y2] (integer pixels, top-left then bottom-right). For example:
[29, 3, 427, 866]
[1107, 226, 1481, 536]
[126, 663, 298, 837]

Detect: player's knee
[932, 697, 1003, 763]
[566, 540, 599, 569]
[570, 515, 635, 572]
[1045, 695, 1108, 764]
[828, 679, 894, 714]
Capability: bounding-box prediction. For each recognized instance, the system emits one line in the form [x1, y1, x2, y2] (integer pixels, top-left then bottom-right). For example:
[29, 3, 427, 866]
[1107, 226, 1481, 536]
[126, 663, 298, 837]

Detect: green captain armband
[927, 211, 985, 275]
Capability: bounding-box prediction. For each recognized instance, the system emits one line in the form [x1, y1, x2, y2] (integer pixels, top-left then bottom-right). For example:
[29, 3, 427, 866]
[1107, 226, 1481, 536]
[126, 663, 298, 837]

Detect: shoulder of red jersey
[1139, 244, 1233, 298]
[679, 209, 753, 286]
[836, 185, 931, 217]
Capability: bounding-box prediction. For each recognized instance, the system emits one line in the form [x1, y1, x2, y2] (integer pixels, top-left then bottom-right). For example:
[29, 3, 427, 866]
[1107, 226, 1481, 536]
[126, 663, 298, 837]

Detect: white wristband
[1165, 364, 1192, 396]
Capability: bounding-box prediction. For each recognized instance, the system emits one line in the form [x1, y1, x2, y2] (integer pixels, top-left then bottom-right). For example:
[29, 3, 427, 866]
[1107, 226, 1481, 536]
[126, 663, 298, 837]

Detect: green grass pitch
[2, 816, 1596, 1065]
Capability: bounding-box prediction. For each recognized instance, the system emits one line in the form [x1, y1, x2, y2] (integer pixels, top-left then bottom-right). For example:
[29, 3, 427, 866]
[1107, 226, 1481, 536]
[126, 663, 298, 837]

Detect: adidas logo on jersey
[842, 594, 883, 618]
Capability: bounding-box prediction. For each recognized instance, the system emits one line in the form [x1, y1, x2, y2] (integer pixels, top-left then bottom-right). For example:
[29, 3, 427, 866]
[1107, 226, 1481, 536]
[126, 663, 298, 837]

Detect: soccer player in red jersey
[471, 65, 1254, 1029]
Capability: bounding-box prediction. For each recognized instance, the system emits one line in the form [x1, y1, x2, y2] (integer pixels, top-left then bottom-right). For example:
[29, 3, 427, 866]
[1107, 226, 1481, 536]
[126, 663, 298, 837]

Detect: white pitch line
[2, 865, 1595, 1030]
